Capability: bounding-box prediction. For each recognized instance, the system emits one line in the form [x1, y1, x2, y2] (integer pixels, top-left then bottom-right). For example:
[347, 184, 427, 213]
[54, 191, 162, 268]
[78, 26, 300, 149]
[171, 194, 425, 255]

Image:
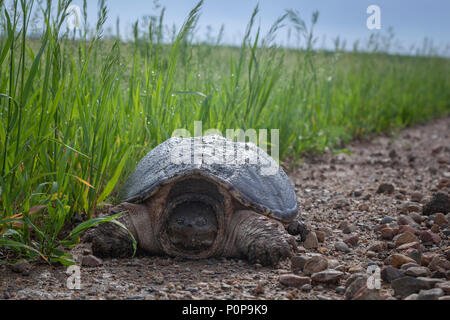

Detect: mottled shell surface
[121, 135, 298, 222]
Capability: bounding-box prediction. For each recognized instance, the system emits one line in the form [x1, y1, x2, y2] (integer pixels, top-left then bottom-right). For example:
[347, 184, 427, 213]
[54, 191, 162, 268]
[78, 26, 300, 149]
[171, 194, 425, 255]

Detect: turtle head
[167, 200, 218, 251]
[162, 176, 225, 256]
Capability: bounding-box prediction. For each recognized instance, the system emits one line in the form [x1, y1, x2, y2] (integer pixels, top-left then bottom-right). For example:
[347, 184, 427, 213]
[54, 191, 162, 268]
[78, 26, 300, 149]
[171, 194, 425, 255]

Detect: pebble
[303, 255, 328, 276]
[335, 286, 346, 295]
[410, 192, 423, 202]
[81, 255, 103, 267]
[343, 234, 359, 246]
[404, 293, 419, 300]
[406, 249, 421, 264]
[311, 270, 344, 284]
[352, 287, 382, 300]
[368, 241, 387, 252]
[344, 274, 368, 299]
[408, 212, 424, 224]
[381, 266, 405, 283]
[417, 288, 444, 300]
[428, 255, 450, 273]
[419, 230, 441, 245]
[384, 254, 416, 268]
[436, 281, 450, 294]
[422, 193, 449, 216]
[315, 230, 326, 243]
[303, 231, 319, 249]
[381, 216, 395, 224]
[396, 242, 420, 251]
[253, 283, 265, 295]
[9, 260, 32, 274]
[301, 284, 312, 292]
[394, 231, 418, 247]
[397, 215, 420, 228]
[404, 267, 430, 277]
[279, 275, 311, 288]
[380, 227, 395, 240]
[391, 276, 436, 297]
[400, 202, 421, 214]
[335, 241, 351, 253]
[291, 255, 308, 273]
[434, 213, 448, 226]
[377, 183, 395, 194]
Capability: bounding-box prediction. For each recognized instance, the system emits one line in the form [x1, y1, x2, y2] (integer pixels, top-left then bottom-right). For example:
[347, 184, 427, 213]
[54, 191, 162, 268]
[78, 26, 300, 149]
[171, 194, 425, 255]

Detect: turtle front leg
[224, 210, 296, 267]
[87, 203, 161, 258]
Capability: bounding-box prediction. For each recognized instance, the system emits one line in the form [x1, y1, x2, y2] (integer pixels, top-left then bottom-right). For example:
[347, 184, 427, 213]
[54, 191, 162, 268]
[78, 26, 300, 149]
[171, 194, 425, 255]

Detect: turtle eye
[196, 217, 207, 226]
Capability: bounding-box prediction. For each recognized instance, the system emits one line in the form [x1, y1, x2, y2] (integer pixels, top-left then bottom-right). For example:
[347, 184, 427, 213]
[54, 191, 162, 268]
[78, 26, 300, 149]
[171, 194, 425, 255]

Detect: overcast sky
[67, 0, 450, 55]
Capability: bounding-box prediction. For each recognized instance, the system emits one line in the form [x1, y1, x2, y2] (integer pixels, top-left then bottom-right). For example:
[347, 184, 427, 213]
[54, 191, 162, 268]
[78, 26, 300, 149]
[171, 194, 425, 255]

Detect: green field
[1, 0, 449, 264]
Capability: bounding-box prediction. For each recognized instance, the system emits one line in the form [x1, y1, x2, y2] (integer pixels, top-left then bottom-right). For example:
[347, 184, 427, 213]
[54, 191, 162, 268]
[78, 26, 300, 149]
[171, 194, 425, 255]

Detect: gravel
[1, 116, 449, 300]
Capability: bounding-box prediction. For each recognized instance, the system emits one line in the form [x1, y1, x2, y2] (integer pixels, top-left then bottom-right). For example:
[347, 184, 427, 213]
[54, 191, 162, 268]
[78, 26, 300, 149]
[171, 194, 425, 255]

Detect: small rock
[411, 192, 424, 203]
[352, 286, 382, 300]
[303, 255, 328, 276]
[81, 255, 103, 267]
[400, 202, 421, 214]
[279, 274, 311, 288]
[342, 224, 357, 234]
[391, 276, 435, 297]
[381, 216, 395, 224]
[419, 230, 441, 245]
[311, 270, 344, 284]
[344, 234, 359, 246]
[291, 255, 308, 273]
[428, 255, 450, 273]
[384, 254, 416, 268]
[434, 213, 448, 226]
[381, 266, 405, 283]
[398, 224, 418, 235]
[335, 241, 351, 253]
[405, 267, 431, 277]
[436, 281, 450, 294]
[406, 249, 421, 264]
[421, 253, 436, 267]
[9, 260, 31, 274]
[422, 193, 449, 216]
[368, 241, 387, 252]
[301, 284, 312, 292]
[344, 274, 368, 299]
[401, 262, 421, 270]
[380, 227, 395, 240]
[395, 231, 418, 247]
[377, 183, 395, 194]
[315, 230, 326, 243]
[408, 212, 424, 224]
[253, 283, 265, 295]
[397, 215, 420, 228]
[397, 242, 420, 251]
[404, 293, 419, 300]
[417, 288, 444, 300]
[303, 231, 319, 249]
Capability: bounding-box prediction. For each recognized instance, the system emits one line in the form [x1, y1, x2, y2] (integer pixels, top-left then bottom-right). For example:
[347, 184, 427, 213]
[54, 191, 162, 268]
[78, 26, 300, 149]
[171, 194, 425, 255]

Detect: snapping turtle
[89, 135, 298, 266]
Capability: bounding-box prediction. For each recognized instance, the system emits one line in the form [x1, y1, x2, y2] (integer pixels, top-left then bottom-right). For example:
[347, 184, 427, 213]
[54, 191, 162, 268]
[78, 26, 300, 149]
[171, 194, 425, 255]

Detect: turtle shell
[120, 135, 298, 222]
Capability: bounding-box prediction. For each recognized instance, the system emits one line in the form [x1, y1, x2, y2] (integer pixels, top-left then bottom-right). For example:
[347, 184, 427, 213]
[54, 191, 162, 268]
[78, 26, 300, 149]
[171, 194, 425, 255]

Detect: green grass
[0, 0, 449, 263]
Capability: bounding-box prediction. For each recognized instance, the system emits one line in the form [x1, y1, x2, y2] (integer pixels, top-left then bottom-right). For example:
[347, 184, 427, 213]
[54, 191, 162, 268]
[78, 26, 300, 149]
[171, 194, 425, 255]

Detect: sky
[68, 0, 450, 55]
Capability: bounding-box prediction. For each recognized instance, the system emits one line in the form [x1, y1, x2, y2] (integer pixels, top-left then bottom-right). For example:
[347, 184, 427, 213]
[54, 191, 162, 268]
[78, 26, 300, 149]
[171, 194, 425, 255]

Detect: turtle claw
[230, 210, 296, 267]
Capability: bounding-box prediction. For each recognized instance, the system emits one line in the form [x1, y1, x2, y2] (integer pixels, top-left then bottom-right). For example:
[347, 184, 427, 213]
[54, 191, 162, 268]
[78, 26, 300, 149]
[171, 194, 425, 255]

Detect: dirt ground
[1, 116, 449, 300]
